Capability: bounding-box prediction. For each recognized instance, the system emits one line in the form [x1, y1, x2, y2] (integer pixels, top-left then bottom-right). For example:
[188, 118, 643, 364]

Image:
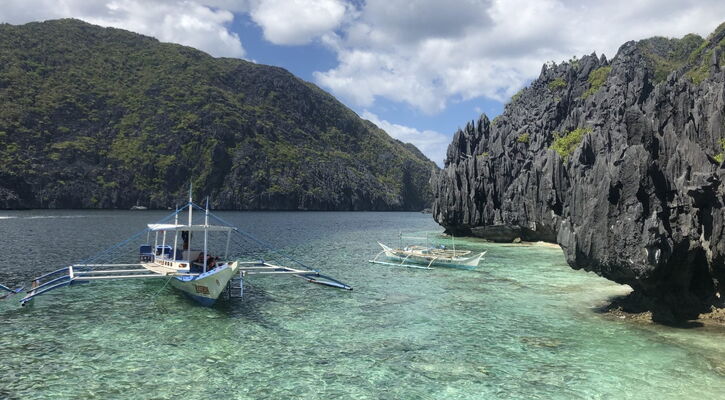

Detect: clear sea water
[1, 210, 724, 399]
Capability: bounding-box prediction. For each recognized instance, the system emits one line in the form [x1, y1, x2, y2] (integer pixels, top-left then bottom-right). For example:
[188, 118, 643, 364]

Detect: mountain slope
[433, 23, 725, 320]
[0, 19, 436, 210]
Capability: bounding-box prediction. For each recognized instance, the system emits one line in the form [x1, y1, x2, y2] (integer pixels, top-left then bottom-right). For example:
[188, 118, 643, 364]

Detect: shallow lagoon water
[1, 210, 724, 399]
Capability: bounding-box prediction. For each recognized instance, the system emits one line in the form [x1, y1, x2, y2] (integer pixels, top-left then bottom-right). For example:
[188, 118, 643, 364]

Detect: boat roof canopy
[147, 224, 234, 232]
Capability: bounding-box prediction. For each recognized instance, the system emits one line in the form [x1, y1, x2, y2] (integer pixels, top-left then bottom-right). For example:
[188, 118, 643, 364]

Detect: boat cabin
[139, 223, 235, 275]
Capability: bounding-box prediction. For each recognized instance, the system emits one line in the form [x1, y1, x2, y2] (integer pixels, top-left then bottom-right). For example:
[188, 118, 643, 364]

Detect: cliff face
[433, 25, 725, 320]
[0, 19, 436, 210]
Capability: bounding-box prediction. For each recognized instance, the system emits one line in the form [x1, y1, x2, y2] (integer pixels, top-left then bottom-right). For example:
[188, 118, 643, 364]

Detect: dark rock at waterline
[433, 24, 725, 320]
[0, 19, 436, 211]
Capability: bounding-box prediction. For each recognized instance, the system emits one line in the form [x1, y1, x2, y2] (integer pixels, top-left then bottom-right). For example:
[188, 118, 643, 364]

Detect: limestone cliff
[433, 24, 725, 320]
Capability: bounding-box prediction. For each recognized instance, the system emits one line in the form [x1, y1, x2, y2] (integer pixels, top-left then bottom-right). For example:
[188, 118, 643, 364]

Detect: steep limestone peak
[433, 23, 725, 321]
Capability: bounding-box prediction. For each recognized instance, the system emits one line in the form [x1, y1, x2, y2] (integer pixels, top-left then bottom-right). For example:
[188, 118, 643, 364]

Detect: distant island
[0, 19, 436, 211]
[434, 23, 725, 322]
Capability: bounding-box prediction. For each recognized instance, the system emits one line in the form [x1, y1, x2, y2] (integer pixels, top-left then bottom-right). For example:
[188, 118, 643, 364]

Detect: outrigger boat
[369, 234, 485, 270]
[15, 193, 351, 307]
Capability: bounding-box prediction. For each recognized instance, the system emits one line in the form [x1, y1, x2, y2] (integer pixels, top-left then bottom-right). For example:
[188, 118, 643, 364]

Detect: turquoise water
[1, 211, 724, 399]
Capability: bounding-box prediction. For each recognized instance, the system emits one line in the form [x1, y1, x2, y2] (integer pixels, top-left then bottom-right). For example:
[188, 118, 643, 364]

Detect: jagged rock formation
[433, 24, 725, 320]
[0, 19, 436, 210]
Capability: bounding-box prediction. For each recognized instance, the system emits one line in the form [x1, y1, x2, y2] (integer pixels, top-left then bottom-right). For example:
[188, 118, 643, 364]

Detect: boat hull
[170, 261, 238, 306]
[377, 242, 484, 269]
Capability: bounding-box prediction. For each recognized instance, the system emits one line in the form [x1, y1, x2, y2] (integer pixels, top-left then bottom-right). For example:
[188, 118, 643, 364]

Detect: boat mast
[188, 183, 193, 227]
[203, 196, 209, 273]
[161, 228, 166, 257]
[172, 205, 179, 261]
[225, 230, 231, 260]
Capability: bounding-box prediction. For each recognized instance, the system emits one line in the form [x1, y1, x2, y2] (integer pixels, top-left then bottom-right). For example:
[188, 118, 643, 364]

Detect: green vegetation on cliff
[637, 34, 705, 82]
[581, 66, 611, 99]
[0, 19, 436, 210]
[547, 78, 567, 91]
[551, 127, 591, 160]
[713, 139, 725, 164]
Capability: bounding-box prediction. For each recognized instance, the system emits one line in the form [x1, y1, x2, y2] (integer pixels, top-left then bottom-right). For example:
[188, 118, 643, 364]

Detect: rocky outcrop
[433, 24, 725, 320]
[0, 19, 436, 210]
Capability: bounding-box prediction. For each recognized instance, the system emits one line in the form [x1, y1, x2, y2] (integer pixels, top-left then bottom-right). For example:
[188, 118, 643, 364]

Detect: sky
[1, 1, 725, 166]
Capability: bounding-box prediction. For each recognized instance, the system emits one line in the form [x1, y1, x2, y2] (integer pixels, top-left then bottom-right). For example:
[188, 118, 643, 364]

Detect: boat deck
[404, 246, 472, 258]
[142, 262, 190, 275]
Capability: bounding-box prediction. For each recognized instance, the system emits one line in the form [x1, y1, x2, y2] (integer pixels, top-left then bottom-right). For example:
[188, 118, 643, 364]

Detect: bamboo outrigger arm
[18, 264, 200, 306]
[236, 261, 352, 290]
[0, 283, 24, 299]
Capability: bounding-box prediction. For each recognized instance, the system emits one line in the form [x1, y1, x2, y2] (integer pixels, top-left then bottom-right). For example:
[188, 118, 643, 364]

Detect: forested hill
[0, 19, 436, 210]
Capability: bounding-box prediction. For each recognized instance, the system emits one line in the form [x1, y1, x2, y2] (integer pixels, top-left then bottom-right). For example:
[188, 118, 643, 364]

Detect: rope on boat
[75, 227, 149, 266]
[76, 208, 181, 266]
[196, 205, 317, 273]
[148, 275, 176, 314]
[196, 204, 351, 290]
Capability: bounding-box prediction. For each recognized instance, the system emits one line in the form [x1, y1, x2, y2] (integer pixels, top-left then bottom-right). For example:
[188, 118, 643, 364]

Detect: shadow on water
[594, 294, 707, 329]
[212, 282, 288, 333]
[0, 298, 29, 318]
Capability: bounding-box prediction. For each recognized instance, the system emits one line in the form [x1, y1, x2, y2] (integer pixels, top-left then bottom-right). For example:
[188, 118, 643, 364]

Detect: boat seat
[139, 245, 154, 262]
[155, 245, 172, 256]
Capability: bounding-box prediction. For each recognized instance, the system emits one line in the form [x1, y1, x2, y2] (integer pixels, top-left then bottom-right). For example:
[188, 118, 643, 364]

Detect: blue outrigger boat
[7, 194, 351, 307]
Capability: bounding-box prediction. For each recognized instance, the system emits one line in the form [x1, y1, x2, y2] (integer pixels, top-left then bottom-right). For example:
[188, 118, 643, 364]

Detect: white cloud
[315, 49, 446, 113]
[200, 0, 251, 12]
[351, 0, 491, 46]
[314, 0, 725, 115]
[361, 111, 449, 167]
[249, 0, 348, 45]
[5, 1, 722, 116]
[0, 0, 245, 58]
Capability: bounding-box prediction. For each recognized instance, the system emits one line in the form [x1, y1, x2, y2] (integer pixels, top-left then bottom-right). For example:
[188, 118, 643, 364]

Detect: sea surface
[1, 210, 724, 399]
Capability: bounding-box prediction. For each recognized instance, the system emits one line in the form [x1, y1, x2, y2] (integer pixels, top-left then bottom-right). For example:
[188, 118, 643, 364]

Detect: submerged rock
[433, 24, 725, 320]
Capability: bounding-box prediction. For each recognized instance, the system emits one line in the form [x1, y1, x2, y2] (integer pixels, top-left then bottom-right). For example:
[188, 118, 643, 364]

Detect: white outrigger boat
[13, 193, 351, 307]
[369, 234, 485, 270]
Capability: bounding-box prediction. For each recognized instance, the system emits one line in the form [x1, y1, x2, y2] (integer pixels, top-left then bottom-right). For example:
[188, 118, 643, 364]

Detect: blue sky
[236, 15, 506, 137]
[2, 0, 725, 166]
[198, 8, 507, 163]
